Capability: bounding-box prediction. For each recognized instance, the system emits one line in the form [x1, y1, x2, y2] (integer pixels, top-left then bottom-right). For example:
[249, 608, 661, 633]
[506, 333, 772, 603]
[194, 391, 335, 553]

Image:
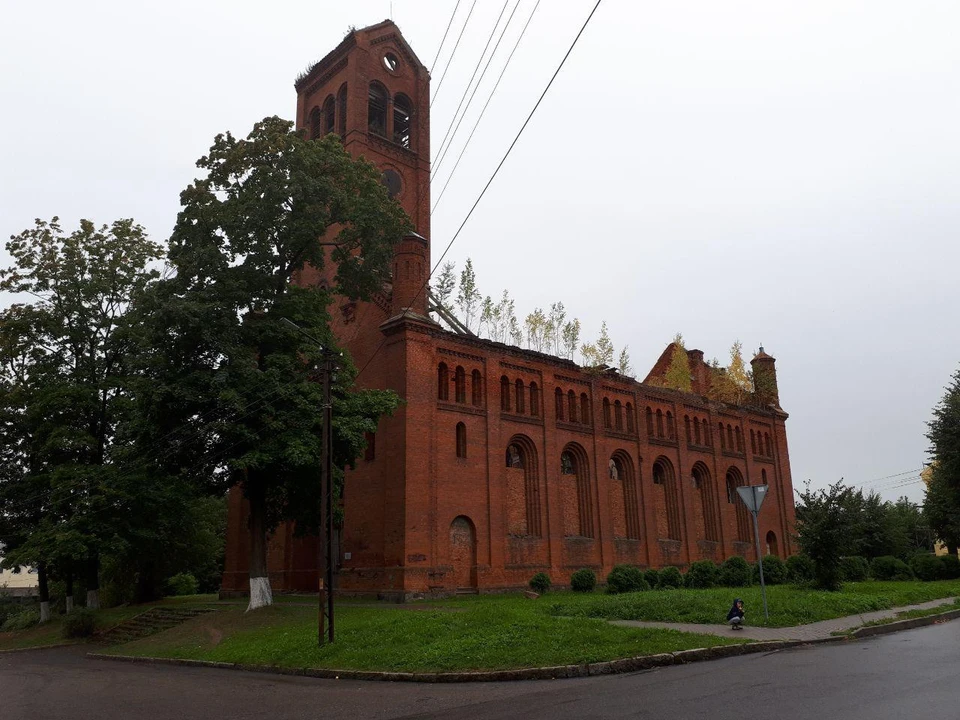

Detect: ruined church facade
[221, 21, 796, 598]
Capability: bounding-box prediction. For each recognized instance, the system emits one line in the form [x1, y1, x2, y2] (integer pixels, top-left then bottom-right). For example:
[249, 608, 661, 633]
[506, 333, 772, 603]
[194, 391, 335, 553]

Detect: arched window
[727, 424, 734, 450]
[735, 426, 743, 453]
[530, 382, 539, 417]
[455, 366, 466, 404]
[560, 444, 592, 538]
[692, 463, 719, 542]
[626, 403, 635, 434]
[506, 436, 541, 536]
[653, 458, 682, 541]
[766, 530, 779, 556]
[719, 422, 726, 450]
[437, 363, 449, 401]
[666, 412, 675, 440]
[323, 94, 336, 135]
[581, 393, 591, 426]
[614, 400, 623, 431]
[726, 469, 751, 543]
[684, 415, 692, 443]
[694, 417, 702, 445]
[471, 370, 483, 406]
[612, 452, 641, 540]
[364, 431, 376, 462]
[750, 429, 757, 455]
[368, 82, 388, 137]
[555, 387, 564, 421]
[515, 379, 525, 414]
[308, 106, 322, 139]
[456, 423, 467, 458]
[765, 433, 773, 458]
[500, 376, 511, 412]
[568, 390, 577, 423]
[393, 93, 412, 148]
[603, 398, 612, 429]
[762, 469, 768, 485]
[336, 83, 348, 136]
[646, 407, 654, 436]
[703, 419, 711, 446]
[656, 409, 664, 438]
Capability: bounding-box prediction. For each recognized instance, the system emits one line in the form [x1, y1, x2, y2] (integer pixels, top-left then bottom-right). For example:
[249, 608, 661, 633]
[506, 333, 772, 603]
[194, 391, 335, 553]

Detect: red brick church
[221, 21, 796, 599]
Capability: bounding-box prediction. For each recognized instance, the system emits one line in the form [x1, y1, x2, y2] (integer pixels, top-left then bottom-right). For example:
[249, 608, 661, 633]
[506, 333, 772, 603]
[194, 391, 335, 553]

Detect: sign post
[736, 485, 770, 621]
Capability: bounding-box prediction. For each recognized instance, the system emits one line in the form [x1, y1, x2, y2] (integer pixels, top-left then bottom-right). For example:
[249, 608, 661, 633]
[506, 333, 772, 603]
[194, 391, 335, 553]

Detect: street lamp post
[736, 484, 770, 622]
[281, 318, 337, 644]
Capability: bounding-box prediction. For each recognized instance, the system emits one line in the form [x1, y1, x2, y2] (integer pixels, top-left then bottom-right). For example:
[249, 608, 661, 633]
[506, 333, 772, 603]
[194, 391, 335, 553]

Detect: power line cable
[431, 0, 462, 72]
[431, 0, 513, 170]
[431, 0, 478, 108]
[358, 0, 604, 382]
[432, 0, 541, 213]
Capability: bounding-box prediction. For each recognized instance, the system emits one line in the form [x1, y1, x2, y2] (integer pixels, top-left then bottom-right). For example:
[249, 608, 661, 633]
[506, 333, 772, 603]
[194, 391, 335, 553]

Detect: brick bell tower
[294, 20, 431, 318]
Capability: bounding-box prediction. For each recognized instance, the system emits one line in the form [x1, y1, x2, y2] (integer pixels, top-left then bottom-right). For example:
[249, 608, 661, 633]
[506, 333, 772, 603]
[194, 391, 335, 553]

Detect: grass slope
[549, 581, 960, 627]
[112, 598, 743, 672]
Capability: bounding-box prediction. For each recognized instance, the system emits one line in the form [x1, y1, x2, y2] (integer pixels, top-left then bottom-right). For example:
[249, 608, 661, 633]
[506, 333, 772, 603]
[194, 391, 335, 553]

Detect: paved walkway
[610, 596, 958, 641]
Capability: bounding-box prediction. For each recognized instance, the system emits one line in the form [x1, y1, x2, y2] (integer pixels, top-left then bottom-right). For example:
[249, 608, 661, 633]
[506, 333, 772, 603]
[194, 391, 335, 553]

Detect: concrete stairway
[96, 607, 215, 646]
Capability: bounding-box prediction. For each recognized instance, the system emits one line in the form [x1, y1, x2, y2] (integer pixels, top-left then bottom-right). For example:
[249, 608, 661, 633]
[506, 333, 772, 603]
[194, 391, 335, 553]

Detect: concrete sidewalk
[610, 596, 959, 641]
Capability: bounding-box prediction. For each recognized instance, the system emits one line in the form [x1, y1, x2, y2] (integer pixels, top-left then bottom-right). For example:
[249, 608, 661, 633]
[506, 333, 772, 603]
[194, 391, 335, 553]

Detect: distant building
[0, 562, 38, 598]
[221, 21, 797, 599]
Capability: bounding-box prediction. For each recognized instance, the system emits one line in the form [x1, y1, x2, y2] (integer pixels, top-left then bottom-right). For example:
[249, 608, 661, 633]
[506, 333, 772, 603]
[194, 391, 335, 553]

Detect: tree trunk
[38, 563, 51, 623]
[86, 553, 100, 610]
[247, 480, 273, 611]
[65, 567, 74, 614]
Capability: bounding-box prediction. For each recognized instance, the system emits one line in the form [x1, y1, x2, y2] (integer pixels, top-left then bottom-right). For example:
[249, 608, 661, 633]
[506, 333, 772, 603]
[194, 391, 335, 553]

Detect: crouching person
[727, 598, 745, 630]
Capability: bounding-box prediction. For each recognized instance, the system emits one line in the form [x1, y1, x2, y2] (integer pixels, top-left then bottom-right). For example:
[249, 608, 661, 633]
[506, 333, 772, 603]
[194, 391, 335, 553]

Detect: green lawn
[548, 581, 960, 627]
[110, 597, 744, 672]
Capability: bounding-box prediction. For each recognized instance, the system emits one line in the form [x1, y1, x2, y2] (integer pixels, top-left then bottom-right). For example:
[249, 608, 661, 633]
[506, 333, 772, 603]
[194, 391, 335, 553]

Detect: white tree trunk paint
[39, 601, 51, 623]
[65, 596, 74, 614]
[87, 589, 100, 610]
[247, 576, 273, 611]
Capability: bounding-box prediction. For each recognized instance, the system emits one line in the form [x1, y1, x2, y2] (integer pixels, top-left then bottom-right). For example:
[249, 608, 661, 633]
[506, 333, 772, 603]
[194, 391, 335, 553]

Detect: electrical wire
[431, 0, 478, 108]
[357, 0, 604, 383]
[431, 0, 512, 170]
[431, 0, 462, 72]
[432, 0, 541, 214]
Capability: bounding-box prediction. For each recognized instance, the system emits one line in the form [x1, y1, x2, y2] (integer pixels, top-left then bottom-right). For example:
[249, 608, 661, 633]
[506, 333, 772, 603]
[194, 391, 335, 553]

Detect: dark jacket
[727, 599, 745, 621]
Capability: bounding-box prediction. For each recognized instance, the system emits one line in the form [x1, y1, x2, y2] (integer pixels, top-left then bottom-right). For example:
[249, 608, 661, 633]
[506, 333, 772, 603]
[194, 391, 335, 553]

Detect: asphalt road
[3, 622, 959, 720]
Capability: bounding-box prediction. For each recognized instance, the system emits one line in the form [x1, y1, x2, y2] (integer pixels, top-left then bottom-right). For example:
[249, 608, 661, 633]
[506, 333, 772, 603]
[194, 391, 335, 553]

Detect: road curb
[84, 639, 823, 683]
[849, 607, 960, 638]
[0, 641, 79, 654]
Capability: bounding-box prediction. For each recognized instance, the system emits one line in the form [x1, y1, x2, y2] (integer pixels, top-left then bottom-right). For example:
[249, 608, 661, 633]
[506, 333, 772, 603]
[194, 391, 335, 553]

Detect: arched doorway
[449, 516, 477, 590]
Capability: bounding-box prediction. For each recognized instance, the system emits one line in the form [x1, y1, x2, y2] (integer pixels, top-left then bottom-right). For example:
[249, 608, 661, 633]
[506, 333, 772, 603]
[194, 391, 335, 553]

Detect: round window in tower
[381, 169, 403, 199]
[383, 52, 400, 73]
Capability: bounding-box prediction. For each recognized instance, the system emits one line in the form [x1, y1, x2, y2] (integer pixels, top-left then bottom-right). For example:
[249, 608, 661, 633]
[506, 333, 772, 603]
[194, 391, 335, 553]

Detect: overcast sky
[2, 0, 958, 503]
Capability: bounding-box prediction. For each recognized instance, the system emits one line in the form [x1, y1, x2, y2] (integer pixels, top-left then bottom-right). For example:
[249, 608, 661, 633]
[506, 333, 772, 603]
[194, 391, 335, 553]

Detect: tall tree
[561, 318, 581, 361]
[456, 258, 481, 332]
[617, 347, 633, 377]
[0, 217, 164, 610]
[596, 321, 615, 366]
[547, 302, 566, 356]
[132, 117, 407, 610]
[432, 261, 456, 310]
[795, 480, 860, 590]
[925, 368, 960, 553]
[663, 333, 692, 391]
[525, 308, 547, 352]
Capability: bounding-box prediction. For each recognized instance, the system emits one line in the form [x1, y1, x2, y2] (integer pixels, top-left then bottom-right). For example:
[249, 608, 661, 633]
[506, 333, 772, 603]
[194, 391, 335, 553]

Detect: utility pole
[281, 318, 338, 644]
[736, 484, 770, 622]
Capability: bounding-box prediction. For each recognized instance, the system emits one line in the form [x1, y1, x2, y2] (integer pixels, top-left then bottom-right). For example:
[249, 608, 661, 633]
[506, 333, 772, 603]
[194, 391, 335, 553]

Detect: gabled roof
[294, 20, 427, 92]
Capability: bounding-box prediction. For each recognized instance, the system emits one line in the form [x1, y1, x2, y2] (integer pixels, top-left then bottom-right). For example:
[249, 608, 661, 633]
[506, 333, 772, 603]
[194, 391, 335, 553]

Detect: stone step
[97, 606, 216, 645]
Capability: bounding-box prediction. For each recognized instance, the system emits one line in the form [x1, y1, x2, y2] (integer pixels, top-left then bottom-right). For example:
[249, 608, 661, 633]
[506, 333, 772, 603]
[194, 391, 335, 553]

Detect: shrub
[529, 572, 551, 594]
[755, 555, 788, 585]
[786, 554, 816, 584]
[909, 554, 944, 582]
[870, 555, 914, 581]
[61, 608, 97, 639]
[166, 572, 199, 597]
[643, 568, 659, 589]
[606, 565, 650, 594]
[685, 560, 720, 589]
[569, 569, 596, 593]
[940, 554, 960, 580]
[719, 556, 752, 587]
[657, 566, 684, 589]
[838, 556, 869, 582]
[1, 608, 40, 632]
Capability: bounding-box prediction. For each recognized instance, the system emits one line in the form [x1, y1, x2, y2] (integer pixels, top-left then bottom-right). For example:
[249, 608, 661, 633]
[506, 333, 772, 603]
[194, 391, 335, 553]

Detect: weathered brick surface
[221, 21, 798, 598]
